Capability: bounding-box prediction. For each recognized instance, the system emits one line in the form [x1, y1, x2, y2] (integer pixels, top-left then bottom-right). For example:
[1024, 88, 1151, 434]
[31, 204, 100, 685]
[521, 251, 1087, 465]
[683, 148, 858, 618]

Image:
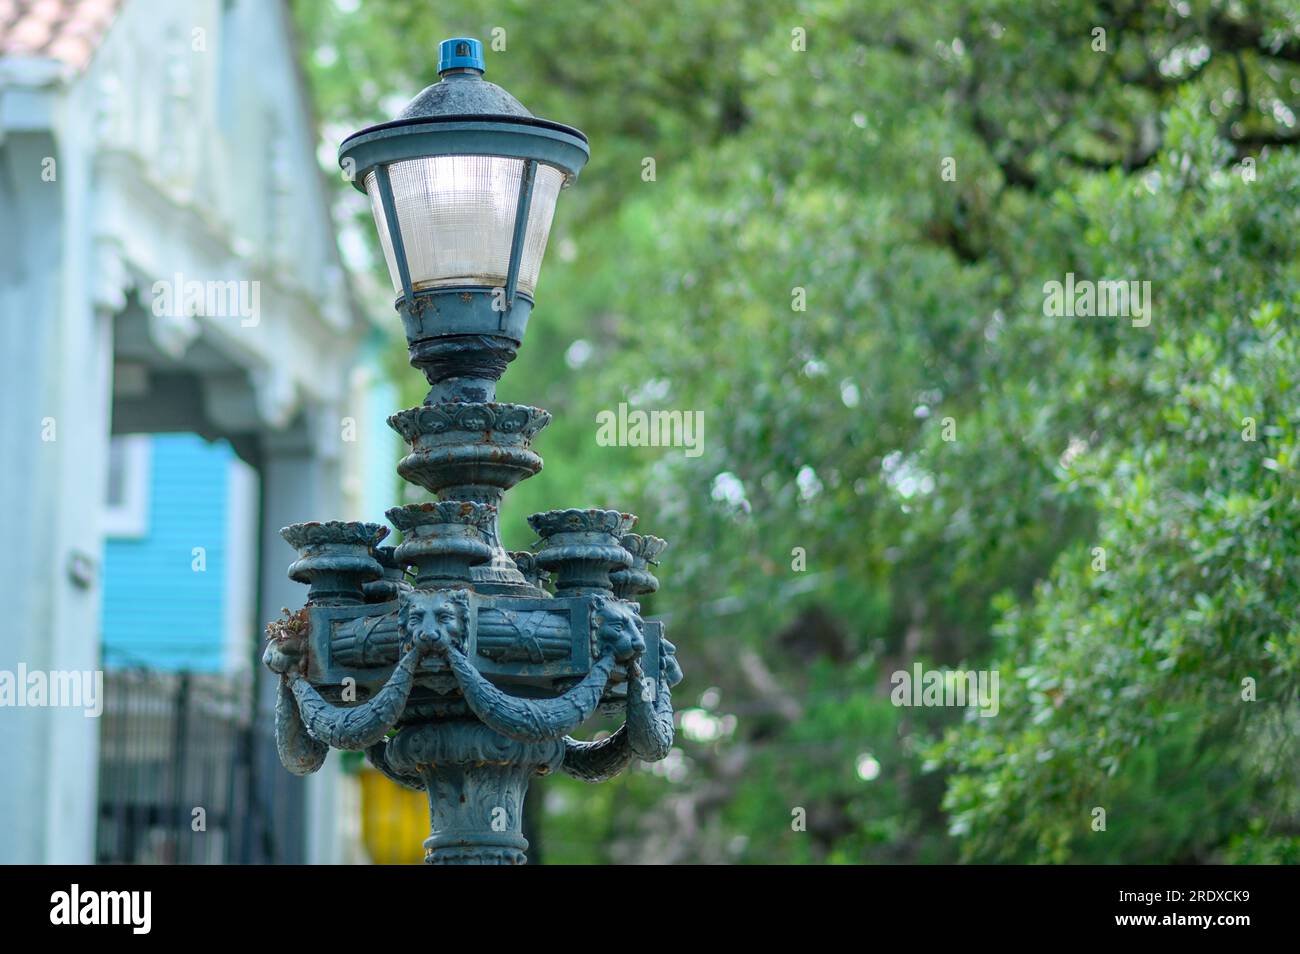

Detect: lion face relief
[591, 597, 646, 663]
[400, 589, 469, 655]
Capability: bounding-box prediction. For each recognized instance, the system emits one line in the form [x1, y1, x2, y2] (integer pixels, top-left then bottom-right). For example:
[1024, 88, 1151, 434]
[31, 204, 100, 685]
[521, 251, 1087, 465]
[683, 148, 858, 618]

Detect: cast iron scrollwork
[266, 455, 682, 867]
[411, 591, 640, 743]
[264, 599, 440, 756]
[561, 626, 684, 781]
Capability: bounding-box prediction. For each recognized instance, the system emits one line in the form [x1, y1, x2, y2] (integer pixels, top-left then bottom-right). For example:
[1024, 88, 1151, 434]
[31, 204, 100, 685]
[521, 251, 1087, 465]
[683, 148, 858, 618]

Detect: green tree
[298, 0, 1300, 863]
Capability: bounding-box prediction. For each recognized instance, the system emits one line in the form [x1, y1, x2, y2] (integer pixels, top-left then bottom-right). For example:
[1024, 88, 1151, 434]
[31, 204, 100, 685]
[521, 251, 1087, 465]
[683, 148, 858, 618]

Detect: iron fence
[95, 668, 304, 864]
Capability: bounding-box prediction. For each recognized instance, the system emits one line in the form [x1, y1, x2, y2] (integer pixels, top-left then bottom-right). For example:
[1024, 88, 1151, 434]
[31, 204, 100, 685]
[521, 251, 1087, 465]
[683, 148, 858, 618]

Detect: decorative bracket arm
[560, 725, 634, 783]
[444, 646, 616, 742]
[626, 661, 675, 761]
[288, 644, 424, 751]
[366, 737, 427, 791]
[264, 609, 329, 774]
[562, 646, 679, 780]
[274, 676, 329, 775]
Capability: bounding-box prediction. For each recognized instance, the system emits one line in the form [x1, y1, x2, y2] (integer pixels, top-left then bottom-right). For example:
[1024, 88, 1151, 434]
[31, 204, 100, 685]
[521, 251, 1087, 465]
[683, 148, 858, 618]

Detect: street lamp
[338, 36, 589, 403]
[263, 38, 681, 865]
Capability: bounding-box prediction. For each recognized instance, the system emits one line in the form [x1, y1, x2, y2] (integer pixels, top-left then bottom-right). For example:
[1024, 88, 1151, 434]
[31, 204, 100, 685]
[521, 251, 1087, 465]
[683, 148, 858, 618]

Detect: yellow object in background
[358, 767, 429, 865]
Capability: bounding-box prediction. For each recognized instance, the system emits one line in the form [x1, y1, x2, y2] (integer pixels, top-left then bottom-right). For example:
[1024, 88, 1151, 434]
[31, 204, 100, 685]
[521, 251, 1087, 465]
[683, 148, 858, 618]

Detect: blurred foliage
[297, 0, 1300, 863]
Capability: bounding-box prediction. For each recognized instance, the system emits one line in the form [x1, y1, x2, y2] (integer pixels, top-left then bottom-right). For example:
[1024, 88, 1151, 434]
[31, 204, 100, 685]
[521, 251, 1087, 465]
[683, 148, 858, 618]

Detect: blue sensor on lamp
[439, 37, 485, 75]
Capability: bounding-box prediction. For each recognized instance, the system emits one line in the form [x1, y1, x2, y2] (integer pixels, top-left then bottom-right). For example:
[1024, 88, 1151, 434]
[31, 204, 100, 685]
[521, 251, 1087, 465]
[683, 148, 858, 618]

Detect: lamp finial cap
[439, 37, 485, 75]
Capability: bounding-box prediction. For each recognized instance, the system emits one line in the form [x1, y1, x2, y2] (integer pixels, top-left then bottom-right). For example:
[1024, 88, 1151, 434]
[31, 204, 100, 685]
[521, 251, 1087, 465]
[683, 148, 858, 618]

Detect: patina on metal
[263, 39, 681, 865]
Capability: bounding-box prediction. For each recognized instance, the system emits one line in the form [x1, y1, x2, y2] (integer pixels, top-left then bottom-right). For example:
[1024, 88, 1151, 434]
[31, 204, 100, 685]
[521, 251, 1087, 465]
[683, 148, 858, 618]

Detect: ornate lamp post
[262, 38, 681, 865]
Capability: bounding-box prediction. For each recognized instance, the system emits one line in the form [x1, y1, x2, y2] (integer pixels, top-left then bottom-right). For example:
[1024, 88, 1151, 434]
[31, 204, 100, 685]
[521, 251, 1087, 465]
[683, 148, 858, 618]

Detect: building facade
[0, 0, 373, 863]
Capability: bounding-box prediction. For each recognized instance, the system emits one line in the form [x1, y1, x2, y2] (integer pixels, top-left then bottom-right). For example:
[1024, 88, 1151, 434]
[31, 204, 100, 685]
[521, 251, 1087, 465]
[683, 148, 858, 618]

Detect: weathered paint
[264, 42, 680, 865]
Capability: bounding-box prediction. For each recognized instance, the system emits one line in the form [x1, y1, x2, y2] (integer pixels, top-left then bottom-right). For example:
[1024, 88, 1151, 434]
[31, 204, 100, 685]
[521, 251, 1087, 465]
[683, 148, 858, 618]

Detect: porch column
[255, 411, 346, 864]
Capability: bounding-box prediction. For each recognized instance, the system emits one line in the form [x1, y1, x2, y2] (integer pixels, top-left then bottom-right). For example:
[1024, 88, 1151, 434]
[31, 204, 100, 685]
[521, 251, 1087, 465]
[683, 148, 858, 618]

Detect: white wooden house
[0, 0, 377, 863]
